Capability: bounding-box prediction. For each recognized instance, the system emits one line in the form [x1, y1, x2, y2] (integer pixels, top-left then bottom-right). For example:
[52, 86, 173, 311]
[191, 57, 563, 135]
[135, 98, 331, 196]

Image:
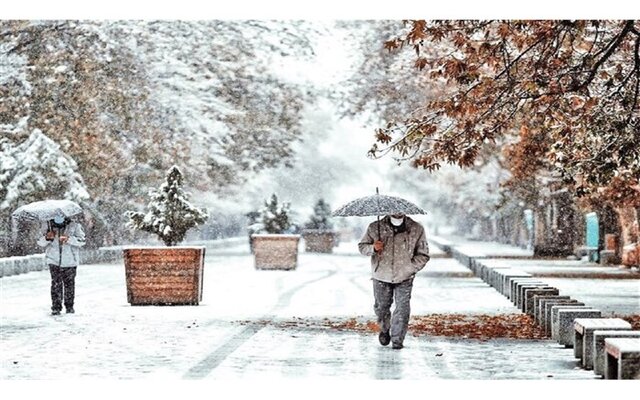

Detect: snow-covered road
[1, 241, 633, 379]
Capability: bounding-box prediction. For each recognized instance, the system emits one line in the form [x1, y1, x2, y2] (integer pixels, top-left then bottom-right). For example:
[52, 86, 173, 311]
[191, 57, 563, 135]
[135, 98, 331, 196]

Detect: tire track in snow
[348, 274, 371, 296]
[183, 270, 337, 378]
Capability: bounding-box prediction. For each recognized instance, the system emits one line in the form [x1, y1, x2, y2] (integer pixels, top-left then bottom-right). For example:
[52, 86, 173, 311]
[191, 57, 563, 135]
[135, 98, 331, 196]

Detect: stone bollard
[548, 303, 587, 337]
[489, 267, 514, 290]
[481, 263, 495, 282]
[17, 257, 28, 275]
[516, 283, 549, 310]
[525, 289, 560, 316]
[492, 269, 511, 296]
[0, 259, 11, 277]
[478, 263, 486, 281]
[555, 309, 602, 346]
[468, 258, 476, 275]
[491, 269, 509, 295]
[522, 287, 558, 314]
[509, 278, 542, 301]
[508, 278, 543, 305]
[593, 330, 640, 376]
[30, 255, 45, 272]
[536, 296, 571, 325]
[25, 256, 35, 272]
[604, 338, 640, 379]
[573, 318, 631, 370]
[502, 272, 532, 297]
[7, 258, 17, 276]
[25, 256, 34, 272]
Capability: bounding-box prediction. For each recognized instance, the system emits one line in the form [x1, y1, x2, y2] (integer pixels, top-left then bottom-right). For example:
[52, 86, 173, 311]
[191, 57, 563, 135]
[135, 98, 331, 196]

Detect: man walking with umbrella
[36, 214, 85, 315]
[333, 190, 430, 349]
[358, 212, 430, 349]
[358, 213, 430, 349]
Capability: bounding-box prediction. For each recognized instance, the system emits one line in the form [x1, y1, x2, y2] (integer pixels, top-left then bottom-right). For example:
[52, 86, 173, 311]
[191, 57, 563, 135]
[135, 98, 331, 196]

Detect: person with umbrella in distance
[334, 189, 430, 350]
[36, 213, 86, 315]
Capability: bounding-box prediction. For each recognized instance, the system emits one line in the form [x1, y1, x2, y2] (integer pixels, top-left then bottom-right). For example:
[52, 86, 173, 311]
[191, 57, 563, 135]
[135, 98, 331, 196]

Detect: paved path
[3, 241, 633, 379]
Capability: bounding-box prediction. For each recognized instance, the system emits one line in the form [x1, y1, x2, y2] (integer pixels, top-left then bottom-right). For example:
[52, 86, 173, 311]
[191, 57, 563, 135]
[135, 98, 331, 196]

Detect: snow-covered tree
[0, 24, 31, 138]
[258, 194, 293, 234]
[126, 166, 209, 246]
[305, 199, 334, 230]
[0, 129, 90, 211]
[0, 20, 326, 245]
[96, 20, 322, 187]
[337, 20, 437, 125]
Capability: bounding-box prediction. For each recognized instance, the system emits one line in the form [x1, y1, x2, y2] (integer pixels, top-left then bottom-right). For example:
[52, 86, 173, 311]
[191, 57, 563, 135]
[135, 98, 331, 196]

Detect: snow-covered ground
[431, 235, 640, 316]
[1, 241, 619, 380]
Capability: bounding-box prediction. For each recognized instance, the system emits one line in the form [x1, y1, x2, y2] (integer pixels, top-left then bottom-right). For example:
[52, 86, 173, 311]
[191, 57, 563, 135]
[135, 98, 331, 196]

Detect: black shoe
[378, 331, 391, 346]
[51, 310, 61, 316]
[392, 342, 403, 350]
[66, 308, 75, 314]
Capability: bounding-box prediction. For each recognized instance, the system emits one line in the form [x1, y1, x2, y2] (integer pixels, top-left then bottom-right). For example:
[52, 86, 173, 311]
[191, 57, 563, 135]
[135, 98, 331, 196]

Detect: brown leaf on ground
[247, 314, 549, 340]
[619, 315, 640, 330]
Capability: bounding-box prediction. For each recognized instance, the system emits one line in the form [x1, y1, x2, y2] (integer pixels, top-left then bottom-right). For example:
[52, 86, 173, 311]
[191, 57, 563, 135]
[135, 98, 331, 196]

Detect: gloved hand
[45, 231, 55, 241]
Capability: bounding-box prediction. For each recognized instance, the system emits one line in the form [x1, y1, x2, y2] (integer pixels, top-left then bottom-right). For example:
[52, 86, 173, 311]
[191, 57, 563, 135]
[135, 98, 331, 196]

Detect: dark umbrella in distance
[332, 188, 426, 269]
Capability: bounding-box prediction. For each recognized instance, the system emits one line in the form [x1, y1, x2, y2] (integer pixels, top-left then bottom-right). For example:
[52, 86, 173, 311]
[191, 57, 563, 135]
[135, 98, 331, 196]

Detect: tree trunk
[554, 191, 576, 254]
[600, 205, 621, 248]
[616, 207, 638, 247]
[599, 205, 622, 264]
[533, 205, 551, 256]
[534, 194, 576, 257]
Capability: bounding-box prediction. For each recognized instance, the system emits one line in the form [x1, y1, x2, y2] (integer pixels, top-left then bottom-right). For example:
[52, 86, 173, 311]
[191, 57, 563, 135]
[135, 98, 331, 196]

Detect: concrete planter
[252, 234, 300, 270]
[302, 230, 336, 253]
[123, 246, 205, 305]
[621, 243, 640, 266]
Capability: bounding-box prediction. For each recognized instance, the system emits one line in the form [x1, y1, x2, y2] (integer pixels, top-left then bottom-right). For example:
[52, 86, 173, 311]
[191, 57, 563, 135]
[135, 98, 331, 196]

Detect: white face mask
[390, 216, 404, 226]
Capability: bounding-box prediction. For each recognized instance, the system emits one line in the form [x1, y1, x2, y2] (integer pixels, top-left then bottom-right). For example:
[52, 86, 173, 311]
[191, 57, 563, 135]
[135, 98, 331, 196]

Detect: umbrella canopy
[332, 190, 426, 217]
[12, 199, 83, 223]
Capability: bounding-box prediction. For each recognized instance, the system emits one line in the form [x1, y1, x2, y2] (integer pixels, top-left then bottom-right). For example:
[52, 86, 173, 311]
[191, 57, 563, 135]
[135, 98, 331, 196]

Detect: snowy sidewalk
[0, 241, 607, 379]
[431, 234, 640, 316]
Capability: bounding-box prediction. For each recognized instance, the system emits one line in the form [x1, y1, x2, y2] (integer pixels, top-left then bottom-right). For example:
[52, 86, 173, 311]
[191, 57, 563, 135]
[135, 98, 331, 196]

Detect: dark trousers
[49, 265, 76, 312]
[372, 277, 414, 345]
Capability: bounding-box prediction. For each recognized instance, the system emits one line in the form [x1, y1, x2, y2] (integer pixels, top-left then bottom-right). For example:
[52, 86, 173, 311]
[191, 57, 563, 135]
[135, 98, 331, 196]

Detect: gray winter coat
[358, 216, 430, 283]
[36, 221, 85, 267]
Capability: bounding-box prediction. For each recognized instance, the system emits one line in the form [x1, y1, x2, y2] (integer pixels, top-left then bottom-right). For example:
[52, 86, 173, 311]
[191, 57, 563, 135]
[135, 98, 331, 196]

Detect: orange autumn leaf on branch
[366, 20, 640, 207]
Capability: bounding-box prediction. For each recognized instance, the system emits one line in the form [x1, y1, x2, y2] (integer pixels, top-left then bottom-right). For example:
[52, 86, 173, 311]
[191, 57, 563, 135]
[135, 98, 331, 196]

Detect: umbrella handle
[375, 214, 381, 272]
[375, 187, 381, 272]
[375, 187, 380, 238]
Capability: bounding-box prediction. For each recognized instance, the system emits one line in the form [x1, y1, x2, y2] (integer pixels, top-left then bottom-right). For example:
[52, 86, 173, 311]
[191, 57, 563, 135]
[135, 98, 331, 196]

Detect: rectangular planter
[123, 246, 205, 305]
[302, 230, 336, 253]
[622, 243, 640, 266]
[252, 234, 300, 270]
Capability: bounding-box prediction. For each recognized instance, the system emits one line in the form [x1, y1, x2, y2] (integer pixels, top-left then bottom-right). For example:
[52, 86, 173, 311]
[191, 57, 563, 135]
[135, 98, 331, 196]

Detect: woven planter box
[302, 230, 336, 253]
[123, 246, 205, 305]
[252, 234, 300, 270]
